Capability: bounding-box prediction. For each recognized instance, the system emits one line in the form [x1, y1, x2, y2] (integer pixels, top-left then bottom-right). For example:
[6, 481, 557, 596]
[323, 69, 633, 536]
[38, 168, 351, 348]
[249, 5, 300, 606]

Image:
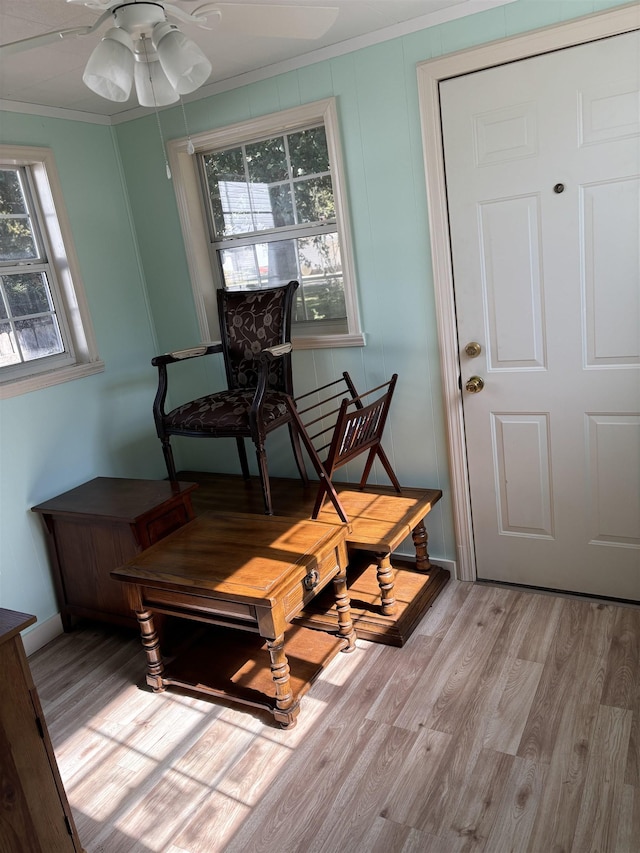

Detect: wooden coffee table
[111, 511, 355, 728]
[177, 472, 449, 646]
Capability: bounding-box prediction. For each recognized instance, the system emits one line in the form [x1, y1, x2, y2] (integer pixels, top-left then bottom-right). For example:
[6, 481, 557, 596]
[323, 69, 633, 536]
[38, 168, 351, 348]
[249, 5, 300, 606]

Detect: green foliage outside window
[0, 167, 64, 367]
[0, 169, 37, 261]
[200, 125, 346, 328]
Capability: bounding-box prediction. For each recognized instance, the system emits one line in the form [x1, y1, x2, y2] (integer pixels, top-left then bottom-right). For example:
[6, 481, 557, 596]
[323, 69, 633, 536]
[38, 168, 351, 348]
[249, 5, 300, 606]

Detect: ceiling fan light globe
[152, 23, 211, 95]
[134, 60, 179, 107]
[82, 27, 134, 102]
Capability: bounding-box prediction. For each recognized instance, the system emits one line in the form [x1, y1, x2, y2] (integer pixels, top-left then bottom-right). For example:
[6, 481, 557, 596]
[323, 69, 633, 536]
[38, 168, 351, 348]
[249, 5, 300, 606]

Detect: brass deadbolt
[464, 341, 482, 358]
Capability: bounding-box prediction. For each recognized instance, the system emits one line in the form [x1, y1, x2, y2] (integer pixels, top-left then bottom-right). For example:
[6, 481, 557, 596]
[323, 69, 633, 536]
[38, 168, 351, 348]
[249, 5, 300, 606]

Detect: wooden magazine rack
[288, 372, 402, 522]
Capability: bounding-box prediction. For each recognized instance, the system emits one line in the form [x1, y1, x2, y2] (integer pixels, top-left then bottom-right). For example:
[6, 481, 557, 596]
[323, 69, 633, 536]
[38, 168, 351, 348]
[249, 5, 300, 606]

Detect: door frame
[416, 4, 640, 582]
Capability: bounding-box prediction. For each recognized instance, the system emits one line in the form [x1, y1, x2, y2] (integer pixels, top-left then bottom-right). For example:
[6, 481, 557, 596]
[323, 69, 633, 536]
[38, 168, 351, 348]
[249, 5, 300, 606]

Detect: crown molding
[0, 98, 113, 124]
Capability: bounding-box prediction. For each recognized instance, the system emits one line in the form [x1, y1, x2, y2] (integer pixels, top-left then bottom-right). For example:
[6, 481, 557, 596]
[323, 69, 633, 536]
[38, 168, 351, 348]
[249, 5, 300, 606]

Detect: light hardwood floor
[30, 580, 639, 853]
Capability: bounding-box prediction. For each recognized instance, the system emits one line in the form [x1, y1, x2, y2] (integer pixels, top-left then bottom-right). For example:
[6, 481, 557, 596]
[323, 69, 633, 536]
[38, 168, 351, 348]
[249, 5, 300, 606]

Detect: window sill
[293, 332, 365, 350]
[0, 359, 105, 400]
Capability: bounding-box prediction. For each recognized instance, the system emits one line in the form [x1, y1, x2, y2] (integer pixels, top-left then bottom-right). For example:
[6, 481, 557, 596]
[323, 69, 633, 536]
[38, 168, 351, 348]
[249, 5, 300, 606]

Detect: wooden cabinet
[0, 609, 84, 852]
[32, 478, 197, 631]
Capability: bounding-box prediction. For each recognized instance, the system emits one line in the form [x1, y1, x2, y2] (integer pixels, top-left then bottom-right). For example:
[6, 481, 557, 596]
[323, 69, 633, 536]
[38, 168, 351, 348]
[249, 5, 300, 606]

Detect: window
[0, 147, 102, 398]
[168, 99, 363, 349]
[200, 125, 346, 334]
[0, 167, 70, 371]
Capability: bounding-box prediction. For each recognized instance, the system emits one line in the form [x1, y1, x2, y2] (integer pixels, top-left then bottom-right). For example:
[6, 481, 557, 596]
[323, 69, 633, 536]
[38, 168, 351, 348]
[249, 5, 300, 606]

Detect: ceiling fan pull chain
[141, 35, 172, 179]
[155, 107, 172, 179]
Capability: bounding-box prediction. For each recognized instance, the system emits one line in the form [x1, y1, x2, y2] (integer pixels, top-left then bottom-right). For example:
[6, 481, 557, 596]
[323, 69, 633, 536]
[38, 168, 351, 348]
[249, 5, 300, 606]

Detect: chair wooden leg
[161, 438, 178, 482]
[236, 437, 250, 479]
[254, 443, 273, 515]
[288, 423, 309, 487]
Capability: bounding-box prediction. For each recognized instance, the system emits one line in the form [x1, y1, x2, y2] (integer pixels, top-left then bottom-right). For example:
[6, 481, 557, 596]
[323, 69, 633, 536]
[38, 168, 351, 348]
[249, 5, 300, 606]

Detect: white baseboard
[24, 613, 64, 657]
[393, 552, 457, 579]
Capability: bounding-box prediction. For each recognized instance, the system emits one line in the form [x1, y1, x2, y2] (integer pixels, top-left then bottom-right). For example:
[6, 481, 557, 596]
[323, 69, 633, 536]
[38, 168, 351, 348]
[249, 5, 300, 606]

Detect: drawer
[142, 587, 257, 625]
[144, 504, 192, 545]
[282, 543, 343, 622]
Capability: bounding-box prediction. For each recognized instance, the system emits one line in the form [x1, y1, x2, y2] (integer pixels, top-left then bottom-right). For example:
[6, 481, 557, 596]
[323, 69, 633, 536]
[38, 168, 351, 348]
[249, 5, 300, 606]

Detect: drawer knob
[303, 570, 320, 591]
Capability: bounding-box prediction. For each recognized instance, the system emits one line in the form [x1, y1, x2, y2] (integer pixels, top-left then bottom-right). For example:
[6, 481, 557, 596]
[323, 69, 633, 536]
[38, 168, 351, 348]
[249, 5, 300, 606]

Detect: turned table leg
[136, 608, 165, 692]
[412, 518, 433, 573]
[333, 562, 356, 651]
[266, 634, 300, 729]
[374, 552, 397, 616]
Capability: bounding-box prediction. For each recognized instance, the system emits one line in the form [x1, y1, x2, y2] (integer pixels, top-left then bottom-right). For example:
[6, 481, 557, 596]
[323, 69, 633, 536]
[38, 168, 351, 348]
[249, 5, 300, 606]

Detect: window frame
[1, 165, 76, 377]
[168, 98, 364, 349]
[0, 146, 103, 399]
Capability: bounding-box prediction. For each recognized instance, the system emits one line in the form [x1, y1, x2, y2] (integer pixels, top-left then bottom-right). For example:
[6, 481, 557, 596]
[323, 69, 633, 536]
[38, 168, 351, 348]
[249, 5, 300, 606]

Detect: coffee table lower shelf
[152, 623, 346, 723]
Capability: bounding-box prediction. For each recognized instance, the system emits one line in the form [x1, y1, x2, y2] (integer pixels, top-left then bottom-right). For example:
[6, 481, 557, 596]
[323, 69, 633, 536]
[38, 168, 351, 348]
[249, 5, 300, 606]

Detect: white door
[441, 31, 640, 600]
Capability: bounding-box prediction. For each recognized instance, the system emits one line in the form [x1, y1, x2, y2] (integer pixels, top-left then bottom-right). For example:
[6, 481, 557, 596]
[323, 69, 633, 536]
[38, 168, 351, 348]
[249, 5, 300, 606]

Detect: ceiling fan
[0, 1, 340, 106]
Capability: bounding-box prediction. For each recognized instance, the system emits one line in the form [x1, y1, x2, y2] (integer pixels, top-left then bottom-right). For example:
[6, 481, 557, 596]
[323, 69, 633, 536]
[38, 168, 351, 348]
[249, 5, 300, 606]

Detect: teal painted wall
[0, 0, 633, 640]
[0, 113, 163, 630]
[115, 0, 633, 567]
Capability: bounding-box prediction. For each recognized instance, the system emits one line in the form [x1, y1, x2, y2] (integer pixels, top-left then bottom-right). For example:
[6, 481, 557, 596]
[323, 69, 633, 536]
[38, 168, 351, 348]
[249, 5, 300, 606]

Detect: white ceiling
[0, 0, 513, 121]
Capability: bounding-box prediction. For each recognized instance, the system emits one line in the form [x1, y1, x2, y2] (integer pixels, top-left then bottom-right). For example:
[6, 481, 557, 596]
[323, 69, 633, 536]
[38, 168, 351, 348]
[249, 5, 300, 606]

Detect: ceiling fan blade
[0, 12, 111, 57]
[1, 2, 337, 62]
[209, 4, 339, 40]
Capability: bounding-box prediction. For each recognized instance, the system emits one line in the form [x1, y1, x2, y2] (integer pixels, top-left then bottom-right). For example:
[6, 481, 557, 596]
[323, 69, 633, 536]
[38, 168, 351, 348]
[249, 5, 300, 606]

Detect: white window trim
[0, 145, 103, 399]
[167, 98, 364, 349]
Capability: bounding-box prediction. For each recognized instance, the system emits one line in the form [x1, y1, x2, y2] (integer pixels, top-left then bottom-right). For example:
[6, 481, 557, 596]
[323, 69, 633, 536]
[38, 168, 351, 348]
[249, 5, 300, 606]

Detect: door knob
[464, 341, 482, 358]
[465, 376, 485, 394]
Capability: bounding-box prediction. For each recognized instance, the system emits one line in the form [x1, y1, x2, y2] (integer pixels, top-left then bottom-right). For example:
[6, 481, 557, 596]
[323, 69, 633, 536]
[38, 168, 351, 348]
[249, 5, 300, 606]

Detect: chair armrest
[152, 342, 223, 429]
[259, 342, 292, 361]
[249, 342, 294, 427]
[152, 342, 222, 367]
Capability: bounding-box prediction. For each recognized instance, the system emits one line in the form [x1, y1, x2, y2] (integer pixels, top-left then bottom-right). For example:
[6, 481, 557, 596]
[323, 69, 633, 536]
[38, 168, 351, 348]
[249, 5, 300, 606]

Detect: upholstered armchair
[152, 281, 308, 514]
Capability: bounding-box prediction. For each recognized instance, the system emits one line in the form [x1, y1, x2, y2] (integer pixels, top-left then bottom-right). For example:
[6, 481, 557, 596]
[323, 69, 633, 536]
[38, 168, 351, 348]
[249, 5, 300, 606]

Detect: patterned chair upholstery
[152, 281, 307, 514]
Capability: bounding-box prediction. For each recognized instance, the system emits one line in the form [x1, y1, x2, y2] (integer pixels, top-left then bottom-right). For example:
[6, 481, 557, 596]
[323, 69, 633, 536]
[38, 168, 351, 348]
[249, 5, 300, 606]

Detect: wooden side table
[32, 478, 198, 630]
[111, 511, 355, 728]
[297, 484, 449, 645]
[0, 609, 84, 851]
